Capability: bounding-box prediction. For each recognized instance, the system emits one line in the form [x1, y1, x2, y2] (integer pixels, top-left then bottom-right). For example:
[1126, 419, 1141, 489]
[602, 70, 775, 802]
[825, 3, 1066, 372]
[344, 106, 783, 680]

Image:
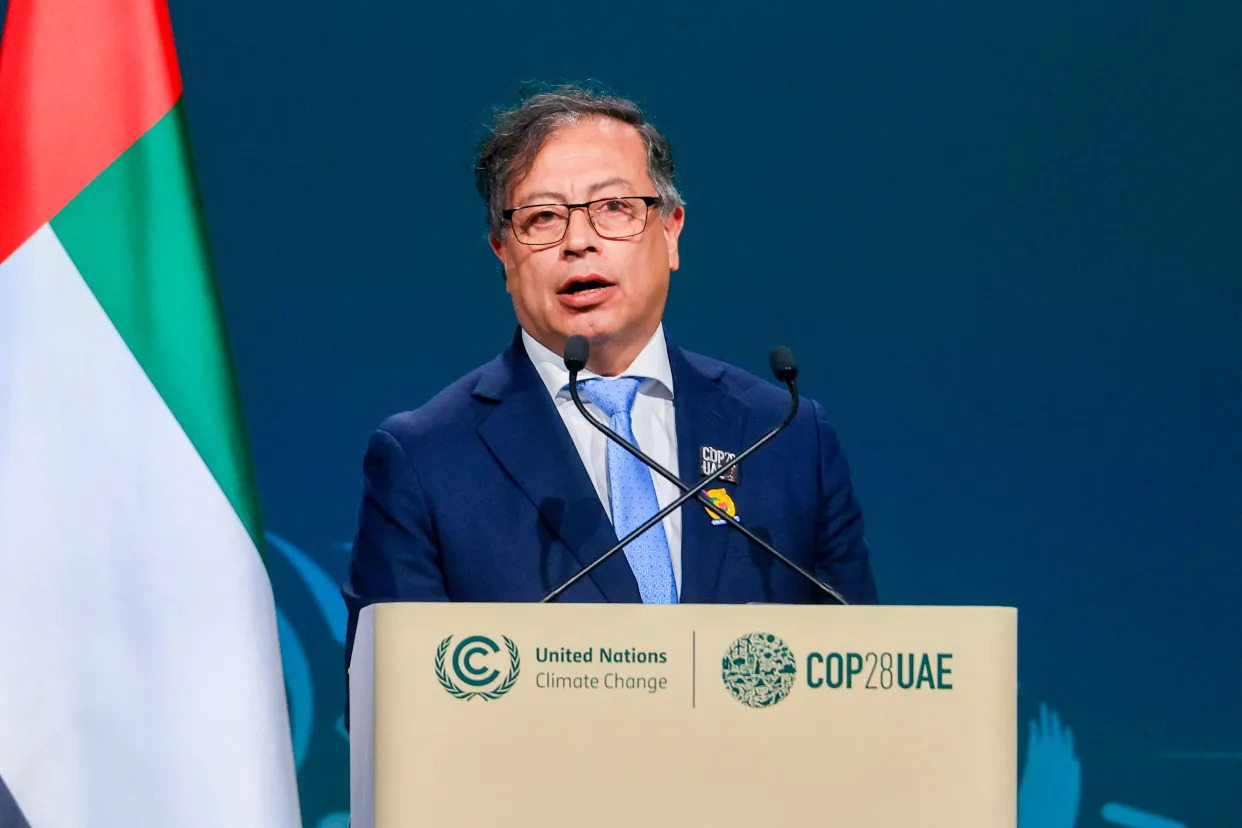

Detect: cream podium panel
[350, 603, 1016, 828]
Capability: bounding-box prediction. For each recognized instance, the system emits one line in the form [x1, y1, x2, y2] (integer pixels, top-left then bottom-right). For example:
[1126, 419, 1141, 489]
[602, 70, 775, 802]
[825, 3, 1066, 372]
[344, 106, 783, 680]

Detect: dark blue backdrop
[7, 2, 1238, 825]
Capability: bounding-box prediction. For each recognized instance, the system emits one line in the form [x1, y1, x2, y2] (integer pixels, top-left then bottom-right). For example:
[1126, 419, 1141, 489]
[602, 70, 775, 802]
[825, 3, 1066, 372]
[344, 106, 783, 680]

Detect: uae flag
[0, 2, 301, 825]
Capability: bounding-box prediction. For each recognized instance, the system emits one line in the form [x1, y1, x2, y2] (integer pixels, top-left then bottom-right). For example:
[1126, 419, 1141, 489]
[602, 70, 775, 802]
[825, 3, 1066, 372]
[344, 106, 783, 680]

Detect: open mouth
[559, 275, 614, 295]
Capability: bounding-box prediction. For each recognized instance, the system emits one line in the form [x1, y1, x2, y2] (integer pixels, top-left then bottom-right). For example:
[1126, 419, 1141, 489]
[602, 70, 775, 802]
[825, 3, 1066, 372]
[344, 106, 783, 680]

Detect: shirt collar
[521, 324, 675, 402]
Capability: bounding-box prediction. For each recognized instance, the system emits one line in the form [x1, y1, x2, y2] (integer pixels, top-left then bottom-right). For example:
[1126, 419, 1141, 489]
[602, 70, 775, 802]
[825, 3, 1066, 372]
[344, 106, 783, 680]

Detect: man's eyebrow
[518, 190, 566, 205]
[514, 178, 637, 207]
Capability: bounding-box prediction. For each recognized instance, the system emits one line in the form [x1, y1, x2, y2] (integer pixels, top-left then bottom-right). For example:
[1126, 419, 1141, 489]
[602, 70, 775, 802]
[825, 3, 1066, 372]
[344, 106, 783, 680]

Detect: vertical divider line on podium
[692, 631, 697, 708]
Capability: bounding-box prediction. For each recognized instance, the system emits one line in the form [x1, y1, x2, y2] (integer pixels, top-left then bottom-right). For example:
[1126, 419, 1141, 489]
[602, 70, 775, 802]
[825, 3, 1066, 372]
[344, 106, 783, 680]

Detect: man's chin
[559, 313, 619, 344]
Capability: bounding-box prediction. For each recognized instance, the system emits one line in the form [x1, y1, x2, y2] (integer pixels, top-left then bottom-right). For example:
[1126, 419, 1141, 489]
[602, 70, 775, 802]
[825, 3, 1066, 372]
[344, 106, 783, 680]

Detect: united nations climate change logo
[721, 632, 796, 708]
[435, 634, 520, 701]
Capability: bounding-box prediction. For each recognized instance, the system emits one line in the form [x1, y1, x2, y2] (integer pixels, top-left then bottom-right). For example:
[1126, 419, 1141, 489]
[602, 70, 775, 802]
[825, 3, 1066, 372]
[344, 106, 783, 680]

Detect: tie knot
[575, 376, 644, 418]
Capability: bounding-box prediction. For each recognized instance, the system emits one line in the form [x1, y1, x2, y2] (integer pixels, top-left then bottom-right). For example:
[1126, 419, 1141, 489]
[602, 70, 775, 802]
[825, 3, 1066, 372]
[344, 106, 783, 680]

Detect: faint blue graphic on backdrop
[1019, 703, 1081, 828]
[268, 532, 351, 828]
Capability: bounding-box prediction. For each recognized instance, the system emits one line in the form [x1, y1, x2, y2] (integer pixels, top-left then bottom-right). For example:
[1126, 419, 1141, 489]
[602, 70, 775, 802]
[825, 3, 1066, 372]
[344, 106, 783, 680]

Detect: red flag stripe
[0, 0, 183, 262]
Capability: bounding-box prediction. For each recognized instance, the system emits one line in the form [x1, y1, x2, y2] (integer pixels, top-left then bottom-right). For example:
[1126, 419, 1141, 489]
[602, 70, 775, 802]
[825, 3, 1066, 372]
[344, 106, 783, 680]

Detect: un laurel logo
[435, 634, 521, 701]
[721, 632, 796, 708]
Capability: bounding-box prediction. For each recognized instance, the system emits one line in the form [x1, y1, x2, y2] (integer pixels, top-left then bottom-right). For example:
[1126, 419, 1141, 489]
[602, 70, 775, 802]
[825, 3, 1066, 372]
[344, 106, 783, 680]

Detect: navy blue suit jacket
[341, 328, 878, 672]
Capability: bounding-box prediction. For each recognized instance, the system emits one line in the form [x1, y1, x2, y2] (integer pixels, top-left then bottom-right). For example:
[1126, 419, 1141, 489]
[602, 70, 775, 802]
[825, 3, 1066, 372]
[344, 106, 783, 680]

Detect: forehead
[510, 117, 651, 204]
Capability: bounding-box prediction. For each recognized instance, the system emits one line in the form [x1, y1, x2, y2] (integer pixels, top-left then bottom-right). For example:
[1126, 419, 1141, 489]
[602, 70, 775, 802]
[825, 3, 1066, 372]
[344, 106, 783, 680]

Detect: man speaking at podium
[342, 85, 879, 670]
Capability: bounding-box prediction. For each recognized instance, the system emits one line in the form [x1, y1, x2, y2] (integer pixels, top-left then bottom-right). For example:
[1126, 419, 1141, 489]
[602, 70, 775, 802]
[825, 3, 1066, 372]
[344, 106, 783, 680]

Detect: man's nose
[561, 207, 600, 256]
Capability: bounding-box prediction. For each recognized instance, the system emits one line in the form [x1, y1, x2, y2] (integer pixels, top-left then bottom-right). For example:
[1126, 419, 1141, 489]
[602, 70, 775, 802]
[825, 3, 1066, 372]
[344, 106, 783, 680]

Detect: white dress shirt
[522, 325, 682, 595]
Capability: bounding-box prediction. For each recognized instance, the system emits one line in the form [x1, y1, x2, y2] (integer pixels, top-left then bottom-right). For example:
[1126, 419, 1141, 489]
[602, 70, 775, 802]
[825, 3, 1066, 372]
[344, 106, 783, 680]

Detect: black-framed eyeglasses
[503, 196, 663, 245]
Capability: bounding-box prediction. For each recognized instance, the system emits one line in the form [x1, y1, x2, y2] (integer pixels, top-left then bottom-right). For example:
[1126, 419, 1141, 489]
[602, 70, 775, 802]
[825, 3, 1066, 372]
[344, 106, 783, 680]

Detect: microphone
[539, 335, 849, 605]
[769, 346, 797, 384]
[563, 333, 590, 374]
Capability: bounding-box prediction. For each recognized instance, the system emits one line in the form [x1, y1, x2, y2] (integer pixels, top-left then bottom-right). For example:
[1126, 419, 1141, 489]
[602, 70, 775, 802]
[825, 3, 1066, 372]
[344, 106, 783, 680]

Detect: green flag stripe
[50, 102, 265, 554]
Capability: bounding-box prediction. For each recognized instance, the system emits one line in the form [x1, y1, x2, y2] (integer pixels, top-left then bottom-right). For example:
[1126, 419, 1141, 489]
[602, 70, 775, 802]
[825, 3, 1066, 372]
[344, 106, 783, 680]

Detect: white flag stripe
[0, 225, 299, 826]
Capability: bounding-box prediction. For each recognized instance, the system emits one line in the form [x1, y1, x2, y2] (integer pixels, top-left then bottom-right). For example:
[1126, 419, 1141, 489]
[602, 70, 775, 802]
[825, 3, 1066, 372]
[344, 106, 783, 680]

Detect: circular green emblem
[721, 632, 796, 708]
[435, 634, 520, 701]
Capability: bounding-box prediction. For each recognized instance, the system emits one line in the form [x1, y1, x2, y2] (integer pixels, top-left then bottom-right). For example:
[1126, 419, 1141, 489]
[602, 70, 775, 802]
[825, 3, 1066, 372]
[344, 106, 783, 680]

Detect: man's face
[490, 117, 685, 364]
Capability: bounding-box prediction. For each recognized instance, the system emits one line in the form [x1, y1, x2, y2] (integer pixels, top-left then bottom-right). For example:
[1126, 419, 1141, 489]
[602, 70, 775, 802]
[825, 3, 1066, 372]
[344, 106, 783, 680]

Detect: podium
[349, 603, 1016, 827]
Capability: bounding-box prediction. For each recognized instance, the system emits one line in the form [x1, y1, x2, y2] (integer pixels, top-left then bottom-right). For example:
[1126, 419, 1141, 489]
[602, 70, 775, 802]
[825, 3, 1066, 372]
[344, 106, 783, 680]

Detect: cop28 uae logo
[721, 632, 796, 708]
[435, 635, 521, 701]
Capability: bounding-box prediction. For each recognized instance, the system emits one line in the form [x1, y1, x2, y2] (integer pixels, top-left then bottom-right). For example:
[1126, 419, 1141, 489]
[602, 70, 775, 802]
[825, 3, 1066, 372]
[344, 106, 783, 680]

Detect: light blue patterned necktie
[575, 377, 678, 604]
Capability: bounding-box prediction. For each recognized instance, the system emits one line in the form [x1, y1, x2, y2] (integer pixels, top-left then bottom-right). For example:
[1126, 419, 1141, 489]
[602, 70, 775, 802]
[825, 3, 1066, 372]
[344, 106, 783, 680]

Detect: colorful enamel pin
[703, 488, 738, 526]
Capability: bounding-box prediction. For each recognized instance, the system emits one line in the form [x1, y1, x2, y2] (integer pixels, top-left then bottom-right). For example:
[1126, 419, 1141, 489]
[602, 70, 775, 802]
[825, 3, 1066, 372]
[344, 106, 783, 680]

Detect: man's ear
[490, 232, 512, 285]
[663, 206, 685, 272]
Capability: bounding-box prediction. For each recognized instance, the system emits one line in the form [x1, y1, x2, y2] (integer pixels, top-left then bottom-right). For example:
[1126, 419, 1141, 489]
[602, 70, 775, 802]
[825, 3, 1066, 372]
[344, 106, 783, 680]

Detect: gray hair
[474, 83, 683, 237]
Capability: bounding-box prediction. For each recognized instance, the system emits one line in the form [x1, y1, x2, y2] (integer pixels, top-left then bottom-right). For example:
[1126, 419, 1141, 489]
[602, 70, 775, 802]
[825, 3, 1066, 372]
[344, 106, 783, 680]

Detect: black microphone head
[769, 346, 798, 384]
[563, 335, 590, 373]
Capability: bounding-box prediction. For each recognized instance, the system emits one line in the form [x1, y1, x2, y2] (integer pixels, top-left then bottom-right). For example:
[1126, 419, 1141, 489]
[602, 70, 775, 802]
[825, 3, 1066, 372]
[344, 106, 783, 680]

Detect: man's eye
[529, 210, 561, 225]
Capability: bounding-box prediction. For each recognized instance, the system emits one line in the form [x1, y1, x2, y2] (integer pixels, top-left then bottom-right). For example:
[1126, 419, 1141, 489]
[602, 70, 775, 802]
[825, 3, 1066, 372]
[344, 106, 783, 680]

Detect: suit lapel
[474, 333, 641, 603]
[669, 339, 751, 603]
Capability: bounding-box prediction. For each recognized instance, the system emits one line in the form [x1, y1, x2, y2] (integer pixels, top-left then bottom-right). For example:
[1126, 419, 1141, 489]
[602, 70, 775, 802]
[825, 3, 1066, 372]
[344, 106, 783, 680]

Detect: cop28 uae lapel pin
[699, 444, 740, 485]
